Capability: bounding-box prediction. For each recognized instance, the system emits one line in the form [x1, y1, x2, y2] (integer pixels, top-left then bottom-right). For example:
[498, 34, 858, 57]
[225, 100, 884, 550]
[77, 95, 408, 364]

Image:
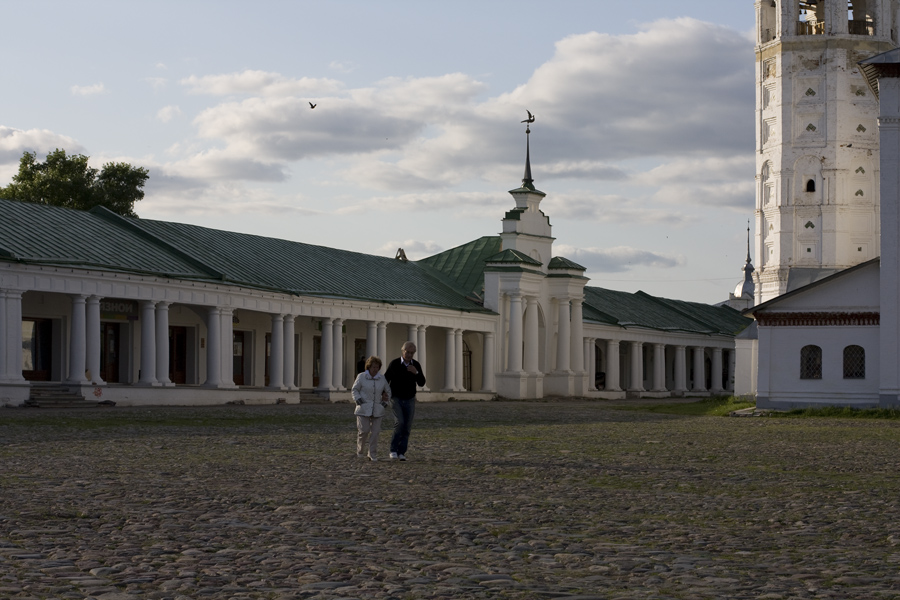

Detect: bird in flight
[309, 102, 317, 109]
[521, 110, 535, 124]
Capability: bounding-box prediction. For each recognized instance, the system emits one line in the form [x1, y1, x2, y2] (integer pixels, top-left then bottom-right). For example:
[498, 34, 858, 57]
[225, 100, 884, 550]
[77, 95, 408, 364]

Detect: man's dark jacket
[384, 358, 426, 399]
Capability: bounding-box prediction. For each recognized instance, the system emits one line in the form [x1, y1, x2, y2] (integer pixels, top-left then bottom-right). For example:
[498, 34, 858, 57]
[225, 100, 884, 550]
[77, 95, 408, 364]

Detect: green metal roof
[416, 236, 501, 301]
[548, 256, 587, 271]
[0, 199, 490, 312]
[583, 287, 752, 336]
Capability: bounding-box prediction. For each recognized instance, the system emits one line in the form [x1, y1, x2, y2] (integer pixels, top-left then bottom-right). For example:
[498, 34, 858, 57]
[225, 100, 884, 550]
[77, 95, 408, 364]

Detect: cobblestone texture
[2, 400, 900, 599]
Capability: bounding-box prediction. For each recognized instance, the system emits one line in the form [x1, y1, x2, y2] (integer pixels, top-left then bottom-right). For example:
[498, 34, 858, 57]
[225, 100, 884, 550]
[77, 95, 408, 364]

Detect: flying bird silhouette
[309, 102, 317, 109]
[521, 110, 535, 124]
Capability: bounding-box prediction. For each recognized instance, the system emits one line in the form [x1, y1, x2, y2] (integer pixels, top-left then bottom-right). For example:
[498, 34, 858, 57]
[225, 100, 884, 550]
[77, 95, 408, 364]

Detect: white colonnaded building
[0, 135, 749, 407]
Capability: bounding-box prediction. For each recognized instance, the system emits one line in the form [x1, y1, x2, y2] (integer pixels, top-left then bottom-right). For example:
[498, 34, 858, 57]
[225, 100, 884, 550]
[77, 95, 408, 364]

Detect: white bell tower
[753, 0, 899, 304]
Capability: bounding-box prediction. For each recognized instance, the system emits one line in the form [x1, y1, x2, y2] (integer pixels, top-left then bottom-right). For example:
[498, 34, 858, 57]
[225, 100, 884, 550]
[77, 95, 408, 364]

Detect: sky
[0, 1, 757, 304]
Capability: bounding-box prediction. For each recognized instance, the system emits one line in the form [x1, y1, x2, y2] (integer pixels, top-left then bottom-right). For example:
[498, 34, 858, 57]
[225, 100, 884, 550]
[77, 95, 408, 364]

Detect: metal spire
[521, 110, 535, 190]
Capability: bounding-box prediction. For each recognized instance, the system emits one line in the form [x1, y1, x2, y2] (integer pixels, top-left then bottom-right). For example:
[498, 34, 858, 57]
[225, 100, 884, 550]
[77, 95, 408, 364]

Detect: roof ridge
[89, 206, 228, 281]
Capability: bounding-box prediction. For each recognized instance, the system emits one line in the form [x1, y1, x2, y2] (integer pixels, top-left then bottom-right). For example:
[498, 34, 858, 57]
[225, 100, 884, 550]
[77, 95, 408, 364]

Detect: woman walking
[351, 356, 392, 461]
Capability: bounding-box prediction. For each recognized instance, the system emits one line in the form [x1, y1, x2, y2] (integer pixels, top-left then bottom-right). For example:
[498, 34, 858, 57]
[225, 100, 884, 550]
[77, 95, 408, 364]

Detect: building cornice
[756, 311, 880, 327]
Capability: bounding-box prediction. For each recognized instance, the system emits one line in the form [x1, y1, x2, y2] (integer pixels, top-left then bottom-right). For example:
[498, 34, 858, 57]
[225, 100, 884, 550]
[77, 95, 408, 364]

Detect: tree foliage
[0, 149, 149, 217]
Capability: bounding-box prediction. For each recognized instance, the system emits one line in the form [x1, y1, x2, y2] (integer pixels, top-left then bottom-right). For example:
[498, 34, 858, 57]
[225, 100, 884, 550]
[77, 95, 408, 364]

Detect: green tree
[0, 149, 149, 217]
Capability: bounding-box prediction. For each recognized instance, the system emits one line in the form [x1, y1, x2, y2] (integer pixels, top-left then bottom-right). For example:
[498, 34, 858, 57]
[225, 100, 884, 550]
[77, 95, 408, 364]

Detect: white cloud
[71, 83, 106, 97]
[329, 60, 357, 73]
[375, 239, 444, 260]
[554, 244, 685, 273]
[640, 155, 756, 209]
[0, 126, 84, 167]
[156, 105, 183, 123]
[146, 77, 168, 91]
[146, 18, 754, 226]
[181, 70, 343, 97]
[542, 192, 687, 225]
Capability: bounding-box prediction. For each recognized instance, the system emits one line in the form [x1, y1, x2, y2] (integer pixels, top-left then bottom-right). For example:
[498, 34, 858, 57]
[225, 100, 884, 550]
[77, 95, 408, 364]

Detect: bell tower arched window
[799, 1, 826, 35]
[848, 0, 876, 36]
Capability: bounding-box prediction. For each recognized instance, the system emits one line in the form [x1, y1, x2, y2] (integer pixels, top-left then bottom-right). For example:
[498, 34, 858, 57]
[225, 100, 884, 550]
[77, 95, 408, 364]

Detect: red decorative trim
[757, 312, 880, 327]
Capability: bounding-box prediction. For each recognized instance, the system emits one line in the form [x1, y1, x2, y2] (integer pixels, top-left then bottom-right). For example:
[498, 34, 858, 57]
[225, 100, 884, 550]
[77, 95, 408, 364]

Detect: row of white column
[316, 320, 496, 393]
[504, 295, 586, 375]
[584, 339, 731, 393]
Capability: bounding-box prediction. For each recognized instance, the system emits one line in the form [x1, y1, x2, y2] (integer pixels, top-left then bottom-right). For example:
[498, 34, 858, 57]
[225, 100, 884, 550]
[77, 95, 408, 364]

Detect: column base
[496, 372, 542, 399]
[544, 372, 576, 397]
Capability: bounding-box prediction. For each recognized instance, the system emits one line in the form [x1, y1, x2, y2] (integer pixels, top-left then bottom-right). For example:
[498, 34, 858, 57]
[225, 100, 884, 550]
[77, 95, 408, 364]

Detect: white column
[589, 339, 597, 390]
[376, 321, 387, 366]
[674, 345, 687, 393]
[4, 292, 24, 383]
[443, 327, 456, 391]
[711, 347, 724, 393]
[523, 297, 539, 373]
[628, 341, 644, 392]
[155, 301, 171, 386]
[283, 315, 296, 389]
[570, 299, 584, 375]
[68, 295, 89, 384]
[204, 307, 222, 387]
[454, 328, 463, 391]
[366, 321, 378, 360]
[584, 338, 593, 389]
[407, 324, 418, 348]
[269, 314, 285, 390]
[481, 332, 495, 392]
[606, 339, 620, 391]
[86, 295, 104, 385]
[556, 299, 571, 372]
[878, 78, 900, 402]
[417, 325, 429, 391]
[507, 294, 524, 372]
[333, 318, 344, 390]
[0, 292, 7, 382]
[136, 299, 156, 385]
[319, 318, 334, 391]
[652, 343, 666, 392]
[692, 346, 707, 392]
[221, 308, 235, 388]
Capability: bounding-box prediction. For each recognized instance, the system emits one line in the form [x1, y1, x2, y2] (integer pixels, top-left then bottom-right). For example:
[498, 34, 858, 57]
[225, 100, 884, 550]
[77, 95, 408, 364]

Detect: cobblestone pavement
[2, 400, 900, 600]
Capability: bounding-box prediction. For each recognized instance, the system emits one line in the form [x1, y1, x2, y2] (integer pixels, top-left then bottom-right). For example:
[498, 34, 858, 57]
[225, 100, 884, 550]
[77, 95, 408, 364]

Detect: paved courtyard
[1, 400, 900, 600]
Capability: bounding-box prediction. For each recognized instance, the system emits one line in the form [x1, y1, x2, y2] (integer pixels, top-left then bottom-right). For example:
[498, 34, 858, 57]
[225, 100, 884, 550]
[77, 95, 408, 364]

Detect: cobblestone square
[2, 400, 899, 599]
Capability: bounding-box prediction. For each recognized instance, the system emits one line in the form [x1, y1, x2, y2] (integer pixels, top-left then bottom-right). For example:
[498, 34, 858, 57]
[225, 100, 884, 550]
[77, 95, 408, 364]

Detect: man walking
[384, 341, 426, 461]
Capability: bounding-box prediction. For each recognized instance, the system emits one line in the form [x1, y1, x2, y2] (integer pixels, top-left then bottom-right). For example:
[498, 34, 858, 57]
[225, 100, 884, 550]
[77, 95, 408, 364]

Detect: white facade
[753, 0, 899, 303]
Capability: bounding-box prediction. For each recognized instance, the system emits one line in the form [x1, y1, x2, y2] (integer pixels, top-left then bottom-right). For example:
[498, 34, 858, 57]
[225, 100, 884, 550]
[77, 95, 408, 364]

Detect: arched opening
[848, 0, 876, 35]
[761, 0, 778, 43]
[806, 179, 816, 192]
[798, 0, 826, 35]
[762, 162, 774, 206]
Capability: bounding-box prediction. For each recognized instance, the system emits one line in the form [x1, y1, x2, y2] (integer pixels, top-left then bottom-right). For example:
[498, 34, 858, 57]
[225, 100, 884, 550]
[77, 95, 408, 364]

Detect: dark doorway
[233, 331, 246, 386]
[100, 322, 120, 383]
[22, 318, 52, 381]
[169, 326, 187, 384]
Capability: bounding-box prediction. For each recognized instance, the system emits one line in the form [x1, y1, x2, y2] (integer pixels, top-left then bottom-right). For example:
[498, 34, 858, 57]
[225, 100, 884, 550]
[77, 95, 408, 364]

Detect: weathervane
[521, 109, 535, 133]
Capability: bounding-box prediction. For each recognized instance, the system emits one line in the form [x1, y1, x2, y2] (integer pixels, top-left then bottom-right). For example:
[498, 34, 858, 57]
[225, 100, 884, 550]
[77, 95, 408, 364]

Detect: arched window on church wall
[806, 179, 816, 193]
[799, 0, 826, 35]
[800, 345, 823, 379]
[849, 0, 877, 36]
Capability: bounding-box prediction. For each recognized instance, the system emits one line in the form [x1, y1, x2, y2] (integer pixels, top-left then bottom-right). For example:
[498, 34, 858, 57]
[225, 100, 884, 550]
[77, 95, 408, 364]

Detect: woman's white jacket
[351, 371, 392, 418]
